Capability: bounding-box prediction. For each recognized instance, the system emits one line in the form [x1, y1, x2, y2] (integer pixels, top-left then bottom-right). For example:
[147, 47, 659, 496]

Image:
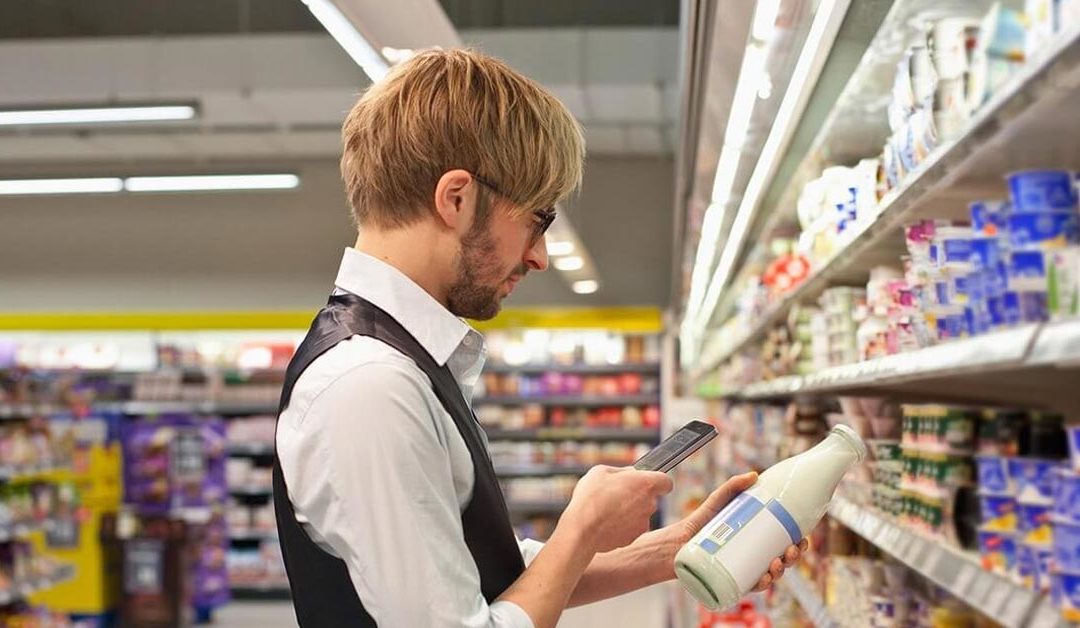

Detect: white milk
[674, 424, 866, 610]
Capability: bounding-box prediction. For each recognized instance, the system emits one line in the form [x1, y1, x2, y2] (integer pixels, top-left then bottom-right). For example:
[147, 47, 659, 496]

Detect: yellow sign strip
[0, 307, 663, 332]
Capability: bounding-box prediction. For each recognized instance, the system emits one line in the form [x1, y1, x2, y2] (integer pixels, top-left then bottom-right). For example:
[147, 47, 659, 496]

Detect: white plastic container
[674, 425, 866, 610]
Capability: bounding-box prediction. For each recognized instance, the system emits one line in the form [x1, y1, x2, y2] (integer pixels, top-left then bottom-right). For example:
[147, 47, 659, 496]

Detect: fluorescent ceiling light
[0, 105, 196, 127]
[554, 256, 585, 271]
[572, 280, 599, 295]
[0, 178, 124, 195]
[302, 0, 390, 82]
[546, 240, 575, 256]
[125, 174, 300, 192]
[0, 174, 299, 195]
[695, 0, 850, 332]
[752, 0, 783, 42]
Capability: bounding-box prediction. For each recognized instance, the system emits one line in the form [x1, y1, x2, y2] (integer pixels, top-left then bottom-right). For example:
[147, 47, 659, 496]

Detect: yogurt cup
[978, 527, 1018, 575]
[1055, 518, 1080, 573]
[1007, 170, 1079, 212]
[1008, 457, 1062, 502]
[1008, 212, 1080, 250]
[1032, 543, 1054, 593]
[1018, 500, 1054, 544]
[1017, 541, 1038, 589]
[970, 200, 1010, 236]
[980, 493, 1018, 530]
[1053, 467, 1080, 522]
[1067, 424, 1080, 472]
[1061, 571, 1080, 623]
[976, 455, 1014, 495]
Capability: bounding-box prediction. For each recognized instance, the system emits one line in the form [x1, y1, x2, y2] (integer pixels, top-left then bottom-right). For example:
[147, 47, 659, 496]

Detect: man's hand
[560, 465, 673, 554]
[672, 471, 809, 591]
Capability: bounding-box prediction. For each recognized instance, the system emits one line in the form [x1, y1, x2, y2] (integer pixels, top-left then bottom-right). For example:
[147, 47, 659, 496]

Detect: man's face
[445, 194, 545, 320]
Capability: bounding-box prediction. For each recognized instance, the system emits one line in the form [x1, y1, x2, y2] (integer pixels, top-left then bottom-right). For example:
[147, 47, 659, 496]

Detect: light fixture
[752, 0, 783, 42]
[0, 174, 300, 196]
[301, 0, 390, 82]
[0, 178, 124, 195]
[125, 174, 300, 192]
[694, 0, 850, 332]
[546, 240, 575, 256]
[0, 104, 197, 127]
[572, 280, 599, 295]
[554, 256, 585, 271]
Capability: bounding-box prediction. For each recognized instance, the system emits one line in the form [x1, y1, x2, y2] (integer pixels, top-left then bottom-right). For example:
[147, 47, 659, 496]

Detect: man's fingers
[782, 545, 800, 567]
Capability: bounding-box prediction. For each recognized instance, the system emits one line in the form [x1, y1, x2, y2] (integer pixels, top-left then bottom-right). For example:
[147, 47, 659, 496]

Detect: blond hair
[341, 48, 585, 228]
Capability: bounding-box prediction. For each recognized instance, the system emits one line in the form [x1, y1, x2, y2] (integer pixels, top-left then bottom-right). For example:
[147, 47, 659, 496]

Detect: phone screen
[633, 420, 717, 472]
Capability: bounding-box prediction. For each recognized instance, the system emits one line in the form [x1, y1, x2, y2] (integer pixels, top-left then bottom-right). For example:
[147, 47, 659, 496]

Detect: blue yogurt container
[1007, 170, 1079, 212]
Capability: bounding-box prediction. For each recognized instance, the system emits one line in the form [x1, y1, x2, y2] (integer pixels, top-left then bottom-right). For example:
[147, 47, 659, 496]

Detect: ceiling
[0, 0, 680, 310]
[3, 0, 677, 38]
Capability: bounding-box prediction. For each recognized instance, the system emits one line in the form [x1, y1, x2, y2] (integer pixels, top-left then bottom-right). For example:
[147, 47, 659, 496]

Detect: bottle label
[696, 493, 802, 595]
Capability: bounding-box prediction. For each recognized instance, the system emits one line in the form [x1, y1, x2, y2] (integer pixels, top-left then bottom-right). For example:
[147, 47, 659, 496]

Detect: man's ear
[433, 169, 477, 232]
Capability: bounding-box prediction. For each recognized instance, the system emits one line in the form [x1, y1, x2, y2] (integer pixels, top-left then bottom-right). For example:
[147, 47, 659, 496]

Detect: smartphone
[633, 420, 718, 472]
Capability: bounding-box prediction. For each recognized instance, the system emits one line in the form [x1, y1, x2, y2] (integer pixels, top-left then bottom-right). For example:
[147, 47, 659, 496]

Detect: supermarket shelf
[229, 531, 278, 543]
[0, 403, 73, 419]
[228, 443, 275, 457]
[0, 564, 76, 606]
[229, 486, 273, 498]
[483, 362, 660, 375]
[782, 569, 840, 628]
[697, 23, 1080, 375]
[0, 464, 69, 483]
[230, 584, 292, 601]
[728, 320, 1080, 406]
[474, 394, 659, 407]
[485, 427, 659, 443]
[0, 518, 59, 543]
[103, 400, 279, 415]
[494, 464, 592, 478]
[505, 499, 569, 515]
[829, 496, 1065, 628]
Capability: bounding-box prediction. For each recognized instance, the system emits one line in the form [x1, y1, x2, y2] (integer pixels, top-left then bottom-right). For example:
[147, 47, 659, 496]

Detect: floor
[214, 585, 668, 627]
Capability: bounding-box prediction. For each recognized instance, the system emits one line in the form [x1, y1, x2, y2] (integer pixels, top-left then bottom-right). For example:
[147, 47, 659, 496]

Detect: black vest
[272, 294, 526, 627]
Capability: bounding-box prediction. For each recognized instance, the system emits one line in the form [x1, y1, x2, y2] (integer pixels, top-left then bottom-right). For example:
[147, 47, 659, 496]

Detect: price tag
[952, 563, 978, 596]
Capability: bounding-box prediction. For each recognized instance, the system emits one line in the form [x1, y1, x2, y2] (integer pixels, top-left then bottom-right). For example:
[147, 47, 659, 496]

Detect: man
[273, 48, 804, 628]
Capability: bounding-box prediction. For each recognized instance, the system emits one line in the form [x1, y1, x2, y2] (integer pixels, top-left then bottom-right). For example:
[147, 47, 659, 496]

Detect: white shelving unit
[695, 23, 1080, 375]
[829, 497, 1066, 628]
[781, 569, 841, 628]
[728, 319, 1080, 407]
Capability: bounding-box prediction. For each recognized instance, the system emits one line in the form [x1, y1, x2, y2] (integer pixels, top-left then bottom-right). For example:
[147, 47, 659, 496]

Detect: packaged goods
[675, 425, 865, 610]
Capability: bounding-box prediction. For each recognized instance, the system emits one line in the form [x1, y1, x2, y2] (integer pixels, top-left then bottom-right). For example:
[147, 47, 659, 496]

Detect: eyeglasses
[470, 173, 556, 246]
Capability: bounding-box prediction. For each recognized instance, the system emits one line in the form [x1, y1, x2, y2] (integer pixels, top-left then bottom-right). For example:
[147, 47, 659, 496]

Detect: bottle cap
[831, 424, 867, 462]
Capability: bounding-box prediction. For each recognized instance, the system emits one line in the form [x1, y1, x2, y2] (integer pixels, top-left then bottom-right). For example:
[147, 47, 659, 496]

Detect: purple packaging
[1055, 518, 1080, 573]
[970, 200, 1011, 235]
[1018, 501, 1053, 542]
[1018, 542, 1038, 589]
[1054, 468, 1080, 522]
[981, 493, 1019, 530]
[1009, 458, 1062, 502]
[1062, 572, 1080, 622]
[1007, 170, 1079, 212]
[1008, 212, 1080, 249]
[1068, 424, 1080, 473]
[971, 237, 1005, 269]
[978, 528, 1018, 574]
[977, 454, 1014, 494]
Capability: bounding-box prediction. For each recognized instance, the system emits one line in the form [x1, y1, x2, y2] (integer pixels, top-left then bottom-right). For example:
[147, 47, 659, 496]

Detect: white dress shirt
[276, 248, 543, 628]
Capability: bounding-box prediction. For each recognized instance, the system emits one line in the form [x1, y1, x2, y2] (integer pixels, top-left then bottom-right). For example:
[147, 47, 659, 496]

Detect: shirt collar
[333, 248, 476, 367]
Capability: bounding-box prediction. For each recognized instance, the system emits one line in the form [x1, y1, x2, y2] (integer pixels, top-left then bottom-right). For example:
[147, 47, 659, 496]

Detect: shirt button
[463, 336, 474, 348]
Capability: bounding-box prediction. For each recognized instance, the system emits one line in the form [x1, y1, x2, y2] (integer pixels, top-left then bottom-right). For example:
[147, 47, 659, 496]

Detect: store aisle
[216, 585, 668, 628]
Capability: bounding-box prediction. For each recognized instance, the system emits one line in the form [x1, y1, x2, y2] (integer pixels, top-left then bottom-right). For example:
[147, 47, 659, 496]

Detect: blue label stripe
[766, 499, 802, 544]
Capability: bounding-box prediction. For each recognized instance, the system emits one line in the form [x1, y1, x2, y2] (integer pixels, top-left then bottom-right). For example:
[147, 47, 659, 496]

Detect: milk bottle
[675, 424, 866, 610]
